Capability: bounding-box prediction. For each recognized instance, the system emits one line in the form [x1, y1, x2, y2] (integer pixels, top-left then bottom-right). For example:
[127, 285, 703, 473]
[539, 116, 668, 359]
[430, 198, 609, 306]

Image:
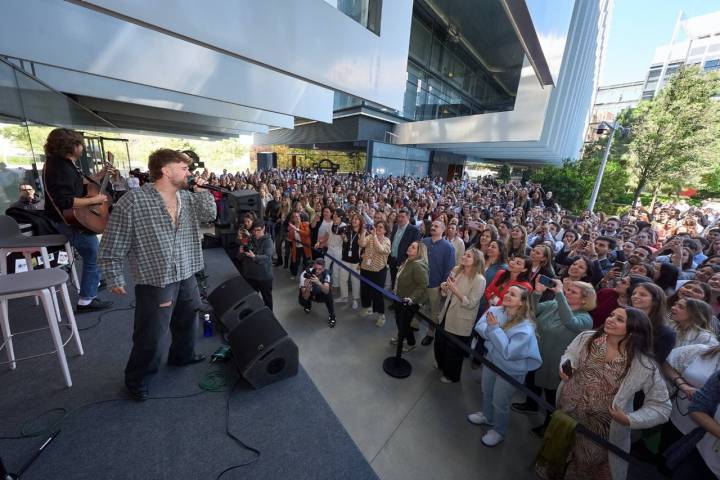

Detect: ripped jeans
[125, 275, 200, 389]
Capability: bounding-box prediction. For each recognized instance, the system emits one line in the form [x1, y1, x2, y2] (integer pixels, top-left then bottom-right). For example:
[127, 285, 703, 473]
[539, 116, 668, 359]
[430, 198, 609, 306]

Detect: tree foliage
[498, 164, 511, 183]
[626, 67, 720, 205]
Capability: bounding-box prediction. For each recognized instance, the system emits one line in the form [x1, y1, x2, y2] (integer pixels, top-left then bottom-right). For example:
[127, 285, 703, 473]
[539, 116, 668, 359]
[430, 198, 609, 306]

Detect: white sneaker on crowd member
[375, 314, 386, 327]
[390, 336, 399, 345]
[335, 296, 348, 304]
[402, 343, 416, 353]
[352, 300, 359, 310]
[440, 376, 453, 384]
[481, 430, 504, 447]
[363, 308, 374, 317]
[467, 411, 492, 426]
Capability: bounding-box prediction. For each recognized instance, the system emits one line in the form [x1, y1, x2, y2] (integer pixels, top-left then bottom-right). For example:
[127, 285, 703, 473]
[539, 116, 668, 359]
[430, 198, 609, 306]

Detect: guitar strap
[42, 162, 71, 227]
[42, 159, 101, 231]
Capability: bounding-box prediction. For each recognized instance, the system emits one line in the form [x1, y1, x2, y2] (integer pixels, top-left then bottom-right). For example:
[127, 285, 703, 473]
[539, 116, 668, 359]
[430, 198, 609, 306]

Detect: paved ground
[266, 262, 542, 480]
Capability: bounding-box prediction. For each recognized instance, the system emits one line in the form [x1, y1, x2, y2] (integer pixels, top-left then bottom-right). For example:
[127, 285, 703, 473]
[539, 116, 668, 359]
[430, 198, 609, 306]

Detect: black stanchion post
[383, 300, 412, 378]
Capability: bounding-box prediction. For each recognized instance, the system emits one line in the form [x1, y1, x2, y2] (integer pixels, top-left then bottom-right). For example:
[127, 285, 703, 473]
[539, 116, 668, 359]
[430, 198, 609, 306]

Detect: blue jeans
[54, 222, 100, 301]
[481, 368, 525, 436]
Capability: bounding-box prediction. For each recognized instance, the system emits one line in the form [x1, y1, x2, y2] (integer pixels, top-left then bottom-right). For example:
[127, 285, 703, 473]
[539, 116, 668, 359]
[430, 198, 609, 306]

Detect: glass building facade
[334, 0, 525, 122]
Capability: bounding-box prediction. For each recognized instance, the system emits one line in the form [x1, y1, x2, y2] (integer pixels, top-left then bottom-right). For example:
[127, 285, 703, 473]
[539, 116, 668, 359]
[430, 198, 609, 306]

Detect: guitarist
[43, 128, 113, 313]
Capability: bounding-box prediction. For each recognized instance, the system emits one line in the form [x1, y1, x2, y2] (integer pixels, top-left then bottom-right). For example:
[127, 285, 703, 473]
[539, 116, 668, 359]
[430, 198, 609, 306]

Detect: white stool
[0, 269, 84, 387]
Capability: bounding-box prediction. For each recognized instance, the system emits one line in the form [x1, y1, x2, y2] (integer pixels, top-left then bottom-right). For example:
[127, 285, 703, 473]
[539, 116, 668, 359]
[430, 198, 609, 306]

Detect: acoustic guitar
[61, 162, 115, 234]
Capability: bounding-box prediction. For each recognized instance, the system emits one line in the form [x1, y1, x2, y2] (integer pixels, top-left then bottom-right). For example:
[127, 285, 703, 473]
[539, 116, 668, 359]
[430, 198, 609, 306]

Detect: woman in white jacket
[557, 307, 671, 480]
[434, 248, 486, 383]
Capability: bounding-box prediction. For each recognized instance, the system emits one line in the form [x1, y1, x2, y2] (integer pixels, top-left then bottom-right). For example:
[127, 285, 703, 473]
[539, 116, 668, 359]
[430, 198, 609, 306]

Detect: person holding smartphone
[550, 307, 670, 479]
[512, 277, 595, 436]
[467, 286, 541, 447]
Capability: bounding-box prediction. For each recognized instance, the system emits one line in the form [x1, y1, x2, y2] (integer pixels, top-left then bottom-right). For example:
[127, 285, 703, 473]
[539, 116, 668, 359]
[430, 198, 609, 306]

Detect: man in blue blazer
[389, 208, 421, 289]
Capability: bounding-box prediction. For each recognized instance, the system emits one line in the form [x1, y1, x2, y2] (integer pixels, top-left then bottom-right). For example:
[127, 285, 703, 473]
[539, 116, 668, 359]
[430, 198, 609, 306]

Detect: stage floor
[0, 248, 377, 480]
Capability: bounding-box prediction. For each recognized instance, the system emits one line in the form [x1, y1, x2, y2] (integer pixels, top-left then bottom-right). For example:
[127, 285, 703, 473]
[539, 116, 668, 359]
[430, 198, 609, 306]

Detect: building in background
[256, 0, 614, 178]
[585, 80, 643, 142]
[1, 0, 611, 181]
[642, 10, 720, 100]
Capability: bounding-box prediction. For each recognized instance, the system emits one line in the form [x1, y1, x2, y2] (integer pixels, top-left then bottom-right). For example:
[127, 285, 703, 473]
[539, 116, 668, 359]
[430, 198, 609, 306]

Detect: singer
[98, 149, 217, 401]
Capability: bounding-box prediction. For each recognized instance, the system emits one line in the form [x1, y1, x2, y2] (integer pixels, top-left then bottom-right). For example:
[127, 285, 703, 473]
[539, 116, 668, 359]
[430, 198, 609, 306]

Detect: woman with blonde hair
[467, 286, 541, 447]
[391, 241, 429, 351]
[434, 248, 486, 382]
[513, 279, 595, 435]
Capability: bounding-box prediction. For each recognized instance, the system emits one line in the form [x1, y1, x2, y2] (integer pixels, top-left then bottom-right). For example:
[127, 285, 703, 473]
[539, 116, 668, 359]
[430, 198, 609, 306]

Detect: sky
[599, 0, 720, 86]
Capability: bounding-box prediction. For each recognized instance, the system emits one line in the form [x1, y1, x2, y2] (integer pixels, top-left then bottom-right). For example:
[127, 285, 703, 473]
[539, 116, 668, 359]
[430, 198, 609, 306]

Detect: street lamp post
[588, 121, 624, 213]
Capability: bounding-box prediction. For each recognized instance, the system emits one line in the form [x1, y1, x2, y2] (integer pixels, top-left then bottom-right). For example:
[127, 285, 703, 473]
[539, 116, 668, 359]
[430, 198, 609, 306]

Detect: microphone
[188, 176, 229, 193]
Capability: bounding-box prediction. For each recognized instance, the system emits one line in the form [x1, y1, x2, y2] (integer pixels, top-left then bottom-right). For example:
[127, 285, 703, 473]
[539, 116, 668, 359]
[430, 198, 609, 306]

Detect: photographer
[237, 220, 275, 310]
[299, 258, 336, 328]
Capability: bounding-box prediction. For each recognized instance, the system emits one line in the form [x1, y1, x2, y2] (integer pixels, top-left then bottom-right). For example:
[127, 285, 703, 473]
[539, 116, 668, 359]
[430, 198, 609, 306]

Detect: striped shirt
[98, 184, 216, 289]
[361, 234, 391, 272]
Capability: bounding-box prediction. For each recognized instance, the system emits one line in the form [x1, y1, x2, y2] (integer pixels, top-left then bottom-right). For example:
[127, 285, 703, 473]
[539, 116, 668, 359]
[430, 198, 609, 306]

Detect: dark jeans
[291, 248, 308, 276]
[247, 277, 273, 311]
[434, 325, 471, 382]
[54, 222, 100, 301]
[125, 275, 200, 389]
[298, 289, 335, 319]
[360, 267, 386, 314]
[394, 302, 418, 345]
[672, 447, 716, 480]
[388, 256, 399, 290]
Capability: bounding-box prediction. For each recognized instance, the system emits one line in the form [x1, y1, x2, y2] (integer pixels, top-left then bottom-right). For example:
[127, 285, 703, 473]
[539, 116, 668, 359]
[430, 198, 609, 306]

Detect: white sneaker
[481, 430, 504, 447]
[335, 296, 348, 304]
[375, 314, 386, 327]
[363, 308, 374, 317]
[440, 376, 453, 384]
[390, 336, 399, 345]
[467, 411, 492, 426]
[352, 300, 359, 310]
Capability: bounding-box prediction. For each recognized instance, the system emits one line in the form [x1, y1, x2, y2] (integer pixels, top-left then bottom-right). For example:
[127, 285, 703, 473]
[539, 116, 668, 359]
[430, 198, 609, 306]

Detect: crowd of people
[119, 164, 720, 478]
[200, 166, 718, 480]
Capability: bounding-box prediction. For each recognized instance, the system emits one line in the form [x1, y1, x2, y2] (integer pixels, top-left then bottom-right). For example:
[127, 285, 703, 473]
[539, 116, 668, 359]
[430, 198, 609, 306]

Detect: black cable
[76, 301, 135, 331]
[216, 380, 261, 480]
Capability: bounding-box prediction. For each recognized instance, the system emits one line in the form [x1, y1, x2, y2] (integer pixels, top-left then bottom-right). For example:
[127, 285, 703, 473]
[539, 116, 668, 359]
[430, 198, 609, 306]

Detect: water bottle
[203, 313, 213, 337]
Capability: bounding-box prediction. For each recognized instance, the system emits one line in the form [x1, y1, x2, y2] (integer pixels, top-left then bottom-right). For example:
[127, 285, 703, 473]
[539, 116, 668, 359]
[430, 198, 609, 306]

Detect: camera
[304, 266, 316, 279]
[332, 224, 348, 236]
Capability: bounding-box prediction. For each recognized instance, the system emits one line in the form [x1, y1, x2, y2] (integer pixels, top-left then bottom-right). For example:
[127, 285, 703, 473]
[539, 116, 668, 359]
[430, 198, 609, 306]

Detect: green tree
[498, 164, 511, 183]
[531, 131, 631, 214]
[627, 67, 720, 206]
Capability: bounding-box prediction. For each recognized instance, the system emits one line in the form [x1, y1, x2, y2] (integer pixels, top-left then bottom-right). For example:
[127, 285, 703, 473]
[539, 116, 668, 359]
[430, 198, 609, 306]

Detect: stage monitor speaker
[227, 189, 263, 223]
[257, 152, 277, 171]
[208, 277, 298, 389]
[207, 275, 264, 322]
[225, 307, 298, 389]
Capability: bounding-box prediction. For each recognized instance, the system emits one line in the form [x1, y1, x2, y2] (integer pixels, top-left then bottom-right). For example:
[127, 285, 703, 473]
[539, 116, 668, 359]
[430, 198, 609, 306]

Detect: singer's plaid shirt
[98, 184, 216, 289]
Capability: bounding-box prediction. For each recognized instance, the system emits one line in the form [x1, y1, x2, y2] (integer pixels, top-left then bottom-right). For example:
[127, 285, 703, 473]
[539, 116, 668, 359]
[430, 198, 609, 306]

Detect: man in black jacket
[389, 208, 421, 289]
[237, 220, 275, 310]
[42, 128, 112, 313]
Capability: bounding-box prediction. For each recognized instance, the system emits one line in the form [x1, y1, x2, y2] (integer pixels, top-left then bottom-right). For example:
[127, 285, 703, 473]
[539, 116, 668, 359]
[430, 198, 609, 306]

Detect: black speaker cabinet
[208, 276, 298, 389]
[225, 307, 299, 389]
[257, 152, 277, 171]
[207, 275, 262, 320]
[227, 190, 263, 223]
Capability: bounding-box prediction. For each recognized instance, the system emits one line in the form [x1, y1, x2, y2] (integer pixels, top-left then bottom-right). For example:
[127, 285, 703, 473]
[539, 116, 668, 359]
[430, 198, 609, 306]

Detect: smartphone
[613, 261, 626, 271]
[561, 360, 573, 378]
[581, 233, 590, 241]
[538, 275, 555, 288]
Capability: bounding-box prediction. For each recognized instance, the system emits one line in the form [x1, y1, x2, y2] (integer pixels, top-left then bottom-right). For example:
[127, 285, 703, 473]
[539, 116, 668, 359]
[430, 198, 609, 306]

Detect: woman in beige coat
[434, 248, 486, 383]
